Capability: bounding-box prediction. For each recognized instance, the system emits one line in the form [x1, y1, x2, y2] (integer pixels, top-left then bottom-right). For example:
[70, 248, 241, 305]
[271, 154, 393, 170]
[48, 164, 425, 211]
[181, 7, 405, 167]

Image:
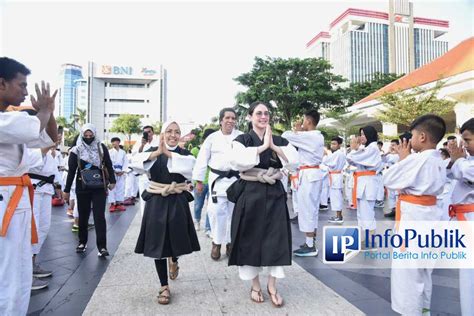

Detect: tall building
[86, 62, 168, 141]
[58, 64, 83, 119]
[306, 4, 449, 83]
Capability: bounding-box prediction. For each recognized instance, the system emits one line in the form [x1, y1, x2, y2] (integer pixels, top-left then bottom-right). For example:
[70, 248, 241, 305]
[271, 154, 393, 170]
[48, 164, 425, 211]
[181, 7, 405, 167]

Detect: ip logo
[323, 226, 361, 264]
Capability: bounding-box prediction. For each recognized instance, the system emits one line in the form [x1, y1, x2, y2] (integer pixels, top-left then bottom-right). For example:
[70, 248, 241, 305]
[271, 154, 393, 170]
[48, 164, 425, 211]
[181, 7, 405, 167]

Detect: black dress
[226, 130, 292, 267]
[135, 147, 200, 259]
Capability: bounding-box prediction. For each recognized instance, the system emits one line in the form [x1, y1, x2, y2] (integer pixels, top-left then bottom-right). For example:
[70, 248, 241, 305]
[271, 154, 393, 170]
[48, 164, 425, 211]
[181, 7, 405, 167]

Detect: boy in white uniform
[383, 139, 400, 218]
[384, 114, 447, 315]
[324, 137, 346, 224]
[447, 118, 474, 316]
[282, 109, 324, 257]
[109, 137, 128, 212]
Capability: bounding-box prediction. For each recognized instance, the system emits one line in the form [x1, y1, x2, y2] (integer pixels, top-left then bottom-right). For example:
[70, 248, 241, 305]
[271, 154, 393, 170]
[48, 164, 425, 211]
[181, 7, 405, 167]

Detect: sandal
[267, 286, 283, 307]
[157, 286, 170, 305]
[250, 287, 264, 303]
[168, 259, 179, 280]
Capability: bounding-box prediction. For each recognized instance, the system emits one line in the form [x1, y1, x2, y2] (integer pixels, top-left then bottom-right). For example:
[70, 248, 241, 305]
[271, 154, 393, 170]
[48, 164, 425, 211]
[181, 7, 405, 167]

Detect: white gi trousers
[109, 174, 125, 203]
[291, 189, 298, 215]
[238, 266, 285, 280]
[138, 175, 149, 216]
[0, 187, 33, 316]
[388, 189, 398, 210]
[357, 198, 376, 231]
[376, 174, 385, 201]
[125, 173, 138, 198]
[330, 188, 343, 212]
[297, 173, 322, 233]
[207, 196, 233, 245]
[31, 192, 52, 255]
[320, 176, 329, 205]
[459, 212, 474, 316]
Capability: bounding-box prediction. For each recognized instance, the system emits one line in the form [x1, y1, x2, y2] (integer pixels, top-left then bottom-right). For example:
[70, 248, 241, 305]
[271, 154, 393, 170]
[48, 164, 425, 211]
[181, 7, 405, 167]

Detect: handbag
[78, 143, 109, 190]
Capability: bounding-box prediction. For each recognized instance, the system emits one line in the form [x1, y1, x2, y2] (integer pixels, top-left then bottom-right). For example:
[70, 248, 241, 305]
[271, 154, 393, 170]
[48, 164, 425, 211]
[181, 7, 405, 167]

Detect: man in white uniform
[109, 137, 128, 212]
[0, 57, 57, 316]
[192, 108, 242, 260]
[282, 109, 324, 257]
[382, 139, 400, 218]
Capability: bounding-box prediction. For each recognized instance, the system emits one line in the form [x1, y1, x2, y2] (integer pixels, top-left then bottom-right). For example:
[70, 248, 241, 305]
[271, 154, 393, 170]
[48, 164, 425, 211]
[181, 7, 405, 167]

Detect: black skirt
[135, 190, 200, 259]
[227, 179, 292, 267]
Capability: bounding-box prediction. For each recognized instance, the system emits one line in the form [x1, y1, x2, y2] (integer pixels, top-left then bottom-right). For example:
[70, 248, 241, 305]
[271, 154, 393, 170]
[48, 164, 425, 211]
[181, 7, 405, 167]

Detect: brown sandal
[250, 287, 264, 303]
[157, 286, 170, 305]
[168, 259, 179, 280]
[267, 286, 283, 307]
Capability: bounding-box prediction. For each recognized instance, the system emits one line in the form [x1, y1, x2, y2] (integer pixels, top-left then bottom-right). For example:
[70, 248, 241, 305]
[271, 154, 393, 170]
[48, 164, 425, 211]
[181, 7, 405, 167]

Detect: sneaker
[98, 248, 109, 257]
[72, 224, 79, 232]
[76, 243, 87, 253]
[290, 216, 298, 223]
[205, 230, 212, 238]
[194, 221, 201, 231]
[375, 200, 385, 208]
[384, 208, 396, 218]
[328, 216, 344, 224]
[293, 244, 319, 257]
[109, 204, 117, 212]
[319, 204, 329, 211]
[31, 277, 49, 291]
[88, 223, 95, 230]
[33, 264, 52, 278]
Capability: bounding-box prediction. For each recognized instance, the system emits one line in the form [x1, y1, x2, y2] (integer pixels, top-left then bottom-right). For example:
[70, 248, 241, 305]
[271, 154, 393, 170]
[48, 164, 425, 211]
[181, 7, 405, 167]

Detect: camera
[142, 131, 149, 141]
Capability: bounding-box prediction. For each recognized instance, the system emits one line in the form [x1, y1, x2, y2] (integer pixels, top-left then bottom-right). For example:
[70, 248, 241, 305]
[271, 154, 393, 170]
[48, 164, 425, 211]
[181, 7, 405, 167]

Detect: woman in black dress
[226, 102, 298, 307]
[132, 121, 200, 305]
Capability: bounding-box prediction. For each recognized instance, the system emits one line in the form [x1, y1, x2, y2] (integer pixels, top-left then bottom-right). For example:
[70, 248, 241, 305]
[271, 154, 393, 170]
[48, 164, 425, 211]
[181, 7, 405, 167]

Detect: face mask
[82, 137, 94, 145]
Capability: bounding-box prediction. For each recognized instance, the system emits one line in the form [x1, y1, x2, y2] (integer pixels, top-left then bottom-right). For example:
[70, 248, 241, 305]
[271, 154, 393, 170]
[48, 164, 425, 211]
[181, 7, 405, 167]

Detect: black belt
[28, 173, 55, 188]
[209, 168, 239, 203]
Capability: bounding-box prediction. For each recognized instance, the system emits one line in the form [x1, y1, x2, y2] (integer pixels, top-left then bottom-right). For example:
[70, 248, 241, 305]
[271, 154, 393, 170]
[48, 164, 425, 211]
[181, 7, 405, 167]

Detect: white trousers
[297, 179, 322, 233]
[238, 266, 285, 280]
[388, 189, 398, 210]
[391, 267, 433, 315]
[291, 189, 298, 214]
[376, 174, 385, 201]
[0, 204, 32, 316]
[138, 175, 149, 217]
[31, 192, 52, 255]
[109, 174, 125, 203]
[320, 176, 329, 205]
[357, 198, 376, 231]
[125, 173, 139, 198]
[207, 197, 233, 245]
[329, 188, 343, 212]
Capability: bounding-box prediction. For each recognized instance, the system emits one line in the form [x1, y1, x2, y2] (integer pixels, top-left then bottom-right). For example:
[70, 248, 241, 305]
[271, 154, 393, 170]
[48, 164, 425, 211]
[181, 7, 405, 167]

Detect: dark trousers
[77, 190, 107, 250]
[154, 257, 178, 286]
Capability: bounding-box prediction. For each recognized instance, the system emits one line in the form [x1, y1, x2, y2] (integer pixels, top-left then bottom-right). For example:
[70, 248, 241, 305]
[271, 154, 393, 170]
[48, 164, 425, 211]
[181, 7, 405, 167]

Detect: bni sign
[101, 65, 133, 76]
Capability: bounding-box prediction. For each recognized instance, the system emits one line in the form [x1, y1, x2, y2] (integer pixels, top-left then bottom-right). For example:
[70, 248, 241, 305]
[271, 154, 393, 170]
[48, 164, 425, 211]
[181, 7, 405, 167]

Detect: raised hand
[396, 138, 412, 161]
[31, 81, 57, 113]
[264, 124, 272, 150]
[350, 136, 360, 151]
[160, 134, 172, 158]
[448, 140, 466, 163]
[294, 120, 303, 132]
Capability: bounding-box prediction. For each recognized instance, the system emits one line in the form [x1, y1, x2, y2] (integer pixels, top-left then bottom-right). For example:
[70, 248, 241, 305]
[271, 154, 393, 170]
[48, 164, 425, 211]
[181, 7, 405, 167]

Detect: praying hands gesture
[448, 141, 466, 164]
[395, 138, 412, 161]
[350, 136, 361, 151]
[149, 134, 172, 160]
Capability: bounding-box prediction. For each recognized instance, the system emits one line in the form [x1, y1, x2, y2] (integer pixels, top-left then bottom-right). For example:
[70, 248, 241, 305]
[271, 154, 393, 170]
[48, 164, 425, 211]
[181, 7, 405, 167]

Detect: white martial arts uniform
[125, 153, 139, 199]
[320, 160, 330, 206]
[108, 147, 128, 204]
[323, 149, 346, 212]
[376, 151, 385, 202]
[448, 155, 474, 316]
[0, 111, 54, 316]
[289, 170, 299, 215]
[29, 150, 62, 255]
[383, 153, 400, 210]
[132, 137, 160, 216]
[192, 129, 242, 245]
[282, 130, 324, 233]
[384, 149, 446, 316]
[346, 142, 382, 231]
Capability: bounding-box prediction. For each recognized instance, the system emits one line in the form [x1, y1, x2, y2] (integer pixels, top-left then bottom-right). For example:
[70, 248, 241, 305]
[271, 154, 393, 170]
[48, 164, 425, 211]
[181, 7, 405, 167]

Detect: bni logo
[323, 226, 361, 264]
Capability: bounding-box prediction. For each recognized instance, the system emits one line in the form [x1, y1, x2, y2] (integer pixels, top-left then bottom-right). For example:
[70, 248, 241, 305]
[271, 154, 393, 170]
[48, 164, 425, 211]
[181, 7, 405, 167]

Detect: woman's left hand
[108, 183, 116, 190]
[160, 134, 172, 158]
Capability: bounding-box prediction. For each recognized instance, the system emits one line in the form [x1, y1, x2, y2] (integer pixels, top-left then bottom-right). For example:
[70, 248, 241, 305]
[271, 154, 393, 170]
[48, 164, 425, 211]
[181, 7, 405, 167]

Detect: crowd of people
[1, 57, 473, 315]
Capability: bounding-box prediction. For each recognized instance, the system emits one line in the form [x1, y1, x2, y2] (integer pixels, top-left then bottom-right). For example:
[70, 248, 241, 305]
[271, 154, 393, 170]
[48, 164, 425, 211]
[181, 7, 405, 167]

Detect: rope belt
[146, 181, 188, 196]
[240, 167, 282, 185]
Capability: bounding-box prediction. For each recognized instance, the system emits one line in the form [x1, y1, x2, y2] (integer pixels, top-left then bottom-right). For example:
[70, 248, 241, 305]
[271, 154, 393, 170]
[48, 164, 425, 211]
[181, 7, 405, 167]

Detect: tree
[234, 57, 346, 129]
[324, 108, 363, 145]
[72, 108, 87, 128]
[343, 72, 402, 106]
[109, 114, 142, 142]
[376, 81, 456, 126]
[150, 121, 163, 134]
[56, 116, 78, 146]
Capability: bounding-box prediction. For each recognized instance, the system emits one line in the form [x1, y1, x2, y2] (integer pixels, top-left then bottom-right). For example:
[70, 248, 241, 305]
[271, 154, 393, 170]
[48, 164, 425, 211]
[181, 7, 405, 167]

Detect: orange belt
[396, 194, 437, 223]
[449, 204, 474, 221]
[329, 170, 342, 186]
[351, 170, 377, 208]
[0, 175, 38, 244]
[299, 165, 320, 170]
[290, 174, 299, 189]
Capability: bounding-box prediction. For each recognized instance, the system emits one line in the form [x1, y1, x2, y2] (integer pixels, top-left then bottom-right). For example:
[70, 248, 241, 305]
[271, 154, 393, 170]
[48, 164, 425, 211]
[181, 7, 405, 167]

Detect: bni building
[85, 62, 167, 141]
[306, 0, 449, 83]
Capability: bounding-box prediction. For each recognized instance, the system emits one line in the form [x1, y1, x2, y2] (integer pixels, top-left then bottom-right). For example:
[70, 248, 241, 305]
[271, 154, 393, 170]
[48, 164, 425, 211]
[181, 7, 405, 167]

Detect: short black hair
[409, 114, 446, 144]
[390, 139, 400, 145]
[439, 148, 450, 158]
[460, 118, 474, 134]
[143, 125, 154, 132]
[202, 128, 215, 140]
[447, 135, 456, 141]
[331, 136, 343, 144]
[304, 109, 320, 126]
[0, 57, 31, 81]
[443, 141, 448, 146]
[219, 107, 236, 122]
[377, 141, 383, 146]
[111, 137, 120, 143]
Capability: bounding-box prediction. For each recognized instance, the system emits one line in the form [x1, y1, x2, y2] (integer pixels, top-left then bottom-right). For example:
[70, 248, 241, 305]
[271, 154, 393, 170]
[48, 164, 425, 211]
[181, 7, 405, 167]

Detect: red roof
[306, 32, 330, 48]
[355, 37, 474, 105]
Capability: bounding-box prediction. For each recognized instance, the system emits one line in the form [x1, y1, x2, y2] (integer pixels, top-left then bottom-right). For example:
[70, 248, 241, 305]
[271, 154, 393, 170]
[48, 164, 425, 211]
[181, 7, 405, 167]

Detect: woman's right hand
[258, 124, 272, 154]
[63, 192, 70, 204]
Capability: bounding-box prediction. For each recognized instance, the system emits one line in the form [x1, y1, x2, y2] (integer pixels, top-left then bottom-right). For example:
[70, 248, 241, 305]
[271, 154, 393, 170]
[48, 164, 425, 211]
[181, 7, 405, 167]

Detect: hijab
[161, 121, 180, 151]
[360, 126, 378, 146]
[72, 123, 102, 166]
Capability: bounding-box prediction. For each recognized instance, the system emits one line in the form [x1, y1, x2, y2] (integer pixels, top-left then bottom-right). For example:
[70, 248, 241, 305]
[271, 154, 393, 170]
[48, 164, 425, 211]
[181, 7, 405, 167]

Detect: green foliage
[344, 72, 402, 106]
[324, 108, 363, 144]
[109, 114, 142, 142]
[376, 81, 456, 126]
[234, 57, 346, 129]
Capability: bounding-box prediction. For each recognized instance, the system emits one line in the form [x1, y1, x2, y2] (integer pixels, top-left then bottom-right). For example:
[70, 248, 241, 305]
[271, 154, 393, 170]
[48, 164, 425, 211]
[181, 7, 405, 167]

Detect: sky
[1, 0, 473, 126]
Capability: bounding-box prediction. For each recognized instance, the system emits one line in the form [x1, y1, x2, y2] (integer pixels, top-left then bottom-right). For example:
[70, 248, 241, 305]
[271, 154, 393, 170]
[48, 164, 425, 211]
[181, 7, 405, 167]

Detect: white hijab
[161, 121, 180, 151]
[72, 123, 102, 167]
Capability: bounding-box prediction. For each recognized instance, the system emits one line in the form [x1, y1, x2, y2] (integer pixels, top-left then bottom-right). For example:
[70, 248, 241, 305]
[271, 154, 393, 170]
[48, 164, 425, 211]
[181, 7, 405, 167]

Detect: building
[306, 3, 449, 83]
[319, 37, 474, 136]
[86, 62, 167, 141]
[58, 64, 83, 120]
[74, 79, 88, 112]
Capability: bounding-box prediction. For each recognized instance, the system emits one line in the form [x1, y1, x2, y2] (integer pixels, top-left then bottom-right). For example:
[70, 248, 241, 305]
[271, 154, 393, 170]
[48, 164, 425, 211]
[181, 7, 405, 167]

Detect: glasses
[254, 111, 270, 117]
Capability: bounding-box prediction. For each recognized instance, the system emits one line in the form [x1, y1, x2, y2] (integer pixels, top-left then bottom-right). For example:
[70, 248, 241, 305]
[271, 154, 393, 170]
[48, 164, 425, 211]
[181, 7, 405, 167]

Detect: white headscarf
[160, 121, 180, 151]
[72, 123, 102, 167]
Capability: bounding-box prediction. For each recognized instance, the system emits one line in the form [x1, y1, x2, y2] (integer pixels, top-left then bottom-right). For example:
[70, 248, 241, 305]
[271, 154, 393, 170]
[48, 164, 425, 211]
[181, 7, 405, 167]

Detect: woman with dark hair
[132, 121, 200, 305]
[346, 126, 382, 249]
[226, 102, 298, 307]
[64, 124, 116, 256]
